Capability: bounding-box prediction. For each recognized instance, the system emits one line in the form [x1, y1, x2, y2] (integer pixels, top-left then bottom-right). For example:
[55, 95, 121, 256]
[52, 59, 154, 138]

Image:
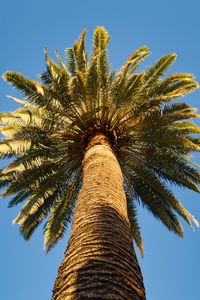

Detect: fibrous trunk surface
[51, 134, 146, 300]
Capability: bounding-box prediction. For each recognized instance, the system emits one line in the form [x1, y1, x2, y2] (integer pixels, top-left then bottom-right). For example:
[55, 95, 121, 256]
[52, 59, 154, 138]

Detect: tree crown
[1, 27, 200, 254]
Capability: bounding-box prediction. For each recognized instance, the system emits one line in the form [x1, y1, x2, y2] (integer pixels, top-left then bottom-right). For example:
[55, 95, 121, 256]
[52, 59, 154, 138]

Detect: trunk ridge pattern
[52, 134, 146, 299]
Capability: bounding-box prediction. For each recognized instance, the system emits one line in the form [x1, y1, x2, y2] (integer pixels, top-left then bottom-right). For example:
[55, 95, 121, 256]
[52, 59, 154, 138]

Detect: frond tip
[93, 26, 110, 51]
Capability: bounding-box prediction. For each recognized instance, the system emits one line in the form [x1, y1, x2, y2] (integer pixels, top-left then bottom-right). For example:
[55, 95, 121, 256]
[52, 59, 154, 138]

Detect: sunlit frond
[73, 29, 88, 73]
[66, 48, 76, 76]
[121, 46, 150, 74]
[93, 26, 110, 52]
[144, 53, 177, 86]
[0, 139, 31, 158]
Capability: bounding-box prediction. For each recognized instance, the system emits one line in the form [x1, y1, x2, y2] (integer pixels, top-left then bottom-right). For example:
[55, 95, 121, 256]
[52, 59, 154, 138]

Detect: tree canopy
[1, 27, 199, 255]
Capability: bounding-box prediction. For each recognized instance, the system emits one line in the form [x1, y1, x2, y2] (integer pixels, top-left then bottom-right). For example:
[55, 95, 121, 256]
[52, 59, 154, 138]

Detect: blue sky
[1, 0, 200, 299]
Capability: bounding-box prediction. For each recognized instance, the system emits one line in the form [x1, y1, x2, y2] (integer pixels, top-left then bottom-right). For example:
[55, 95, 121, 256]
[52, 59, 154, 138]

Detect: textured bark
[51, 133, 146, 300]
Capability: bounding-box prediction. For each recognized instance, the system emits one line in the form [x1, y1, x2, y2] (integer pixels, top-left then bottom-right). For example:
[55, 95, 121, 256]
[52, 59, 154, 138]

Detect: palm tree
[1, 27, 200, 299]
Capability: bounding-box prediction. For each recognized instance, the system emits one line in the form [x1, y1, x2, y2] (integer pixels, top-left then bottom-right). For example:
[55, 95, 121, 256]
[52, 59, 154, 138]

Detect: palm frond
[124, 162, 198, 229]
[44, 174, 81, 252]
[125, 186, 143, 256]
[153, 75, 199, 101]
[93, 26, 110, 52]
[144, 53, 177, 85]
[121, 46, 150, 74]
[133, 178, 184, 236]
[8, 191, 29, 207]
[0, 139, 31, 158]
[3, 71, 45, 99]
[73, 29, 87, 73]
[66, 48, 76, 76]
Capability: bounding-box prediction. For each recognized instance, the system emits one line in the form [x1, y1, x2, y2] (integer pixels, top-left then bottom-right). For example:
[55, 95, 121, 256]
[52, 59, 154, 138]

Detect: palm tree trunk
[51, 133, 146, 300]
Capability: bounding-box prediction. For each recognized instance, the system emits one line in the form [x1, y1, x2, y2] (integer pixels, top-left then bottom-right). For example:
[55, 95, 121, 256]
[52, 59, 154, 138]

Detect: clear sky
[0, 0, 200, 299]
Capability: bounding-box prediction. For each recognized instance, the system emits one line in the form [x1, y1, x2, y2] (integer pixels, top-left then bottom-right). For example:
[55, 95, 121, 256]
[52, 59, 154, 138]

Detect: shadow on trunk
[52, 206, 146, 300]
